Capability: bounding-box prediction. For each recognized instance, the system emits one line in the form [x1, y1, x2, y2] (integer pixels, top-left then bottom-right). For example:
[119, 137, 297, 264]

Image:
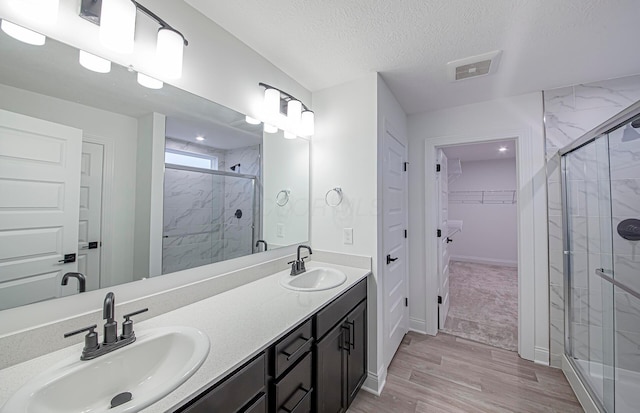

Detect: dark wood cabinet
[173, 277, 367, 413]
[314, 279, 367, 413]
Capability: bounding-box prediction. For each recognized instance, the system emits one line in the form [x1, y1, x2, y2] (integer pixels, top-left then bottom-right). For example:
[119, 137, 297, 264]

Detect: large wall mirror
[0, 31, 310, 311]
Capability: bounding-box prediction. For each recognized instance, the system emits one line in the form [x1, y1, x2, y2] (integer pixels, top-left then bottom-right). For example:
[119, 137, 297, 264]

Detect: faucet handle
[121, 308, 148, 340]
[64, 324, 99, 355]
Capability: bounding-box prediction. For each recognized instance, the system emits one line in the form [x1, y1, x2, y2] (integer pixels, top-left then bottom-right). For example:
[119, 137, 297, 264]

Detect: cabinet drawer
[181, 353, 266, 413]
[244, 394, 267, 413]
[274, 352, 313, 413]
[315, 278, 367, 340]
[273, 318, 313, 378]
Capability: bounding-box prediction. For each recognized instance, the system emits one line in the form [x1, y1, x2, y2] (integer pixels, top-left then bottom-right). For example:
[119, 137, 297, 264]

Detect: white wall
[0, 0, 310, 120]
[448, 158, 518, 266]
[407, 92, 549, 363]
[263, 130, 310, 247]
[0, 83, 138, 288]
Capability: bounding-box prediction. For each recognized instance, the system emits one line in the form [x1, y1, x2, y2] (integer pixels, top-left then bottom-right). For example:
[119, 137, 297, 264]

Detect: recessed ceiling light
[196, 136, 205, 141]
[499, 146, 508, 152]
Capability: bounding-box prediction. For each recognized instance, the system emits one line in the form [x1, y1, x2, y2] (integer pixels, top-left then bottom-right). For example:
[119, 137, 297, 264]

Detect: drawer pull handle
[282, 387, 313, 413]
[282, 336, 313, 361]
[340, 324, 351, 355]
[347, 320, 355, 350]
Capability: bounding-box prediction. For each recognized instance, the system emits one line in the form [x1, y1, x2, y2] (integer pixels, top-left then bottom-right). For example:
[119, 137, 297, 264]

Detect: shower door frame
[559, 100, 640, 413]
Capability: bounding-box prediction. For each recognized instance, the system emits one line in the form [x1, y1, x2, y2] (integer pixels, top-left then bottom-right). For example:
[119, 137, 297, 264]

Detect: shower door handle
[594, 268, 640, 301]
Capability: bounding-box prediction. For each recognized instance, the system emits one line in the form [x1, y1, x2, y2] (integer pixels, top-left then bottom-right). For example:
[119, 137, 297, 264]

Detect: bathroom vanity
[0, 261, 370, 413]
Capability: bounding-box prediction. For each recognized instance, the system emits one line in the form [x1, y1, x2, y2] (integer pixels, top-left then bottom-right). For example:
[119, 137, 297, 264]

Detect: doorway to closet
[436, 139, 518, 351]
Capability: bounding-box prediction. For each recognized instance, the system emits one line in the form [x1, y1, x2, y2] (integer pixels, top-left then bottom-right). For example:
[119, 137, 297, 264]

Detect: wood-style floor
[347, 332, 584, 413]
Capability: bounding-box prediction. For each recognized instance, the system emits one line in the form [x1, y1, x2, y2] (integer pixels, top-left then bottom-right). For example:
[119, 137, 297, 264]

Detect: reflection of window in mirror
[165, 149, 219, 170]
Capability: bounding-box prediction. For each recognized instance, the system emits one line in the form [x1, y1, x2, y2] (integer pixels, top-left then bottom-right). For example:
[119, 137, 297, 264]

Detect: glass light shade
[301, 110, 315, 137]
[137, 73, 163, 89]
[284, 131, 297, 140]
[157, 28, 184, 79]
[79, 50, 111, 73]
[245, 115, 261, 125]
[264, 123, 278, 134]
[263, 88, 281, 119]
[1, 20, 45, 45]
[99, 0, 136, 54]
[287, 100, 302, 132]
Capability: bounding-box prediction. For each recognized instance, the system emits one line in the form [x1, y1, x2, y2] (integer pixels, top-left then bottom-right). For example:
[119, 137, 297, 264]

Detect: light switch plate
[277, 223, 284, 238]
[343, 228, 353, 245]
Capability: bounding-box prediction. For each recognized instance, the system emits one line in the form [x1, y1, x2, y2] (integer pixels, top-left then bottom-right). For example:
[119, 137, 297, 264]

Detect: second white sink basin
[280, 267, 347, 291]
[1, 326, 209, 413]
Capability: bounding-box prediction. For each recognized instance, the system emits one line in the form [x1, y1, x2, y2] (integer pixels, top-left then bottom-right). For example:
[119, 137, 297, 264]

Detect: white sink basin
[1, 326, 209, 413]
[280, 267, 347, 291]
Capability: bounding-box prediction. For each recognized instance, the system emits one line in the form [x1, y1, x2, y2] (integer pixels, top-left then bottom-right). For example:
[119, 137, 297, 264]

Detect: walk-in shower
[561, 102, 640, 413]
[162, 164, 258, 274]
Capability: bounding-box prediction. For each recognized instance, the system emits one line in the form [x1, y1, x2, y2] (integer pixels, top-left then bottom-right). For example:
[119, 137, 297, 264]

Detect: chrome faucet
[61, 272, 86, 293]
[289, 245, 312, 276]
[64, 292, 148, 360]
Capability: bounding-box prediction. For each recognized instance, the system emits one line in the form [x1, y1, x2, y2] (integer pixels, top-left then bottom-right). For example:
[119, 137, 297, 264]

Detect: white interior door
[0, 109, 82, 309]
[437, 148, 450, 329]
[382, 128, 409, 367]
[78, 141, 103, 292]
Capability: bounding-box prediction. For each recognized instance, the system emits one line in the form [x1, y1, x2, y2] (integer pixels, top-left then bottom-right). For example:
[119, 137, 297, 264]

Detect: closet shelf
[449, 190, 516, 204]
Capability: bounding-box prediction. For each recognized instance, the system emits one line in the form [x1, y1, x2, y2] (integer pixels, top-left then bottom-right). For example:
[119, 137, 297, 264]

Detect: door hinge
[405, 297, 408, 307]
[404, 229, 408, 238]
[437, 229, 442, 238]
[403, 162, 409, 172]
[436, 164, 441, 172]
[437, 295, 442, 304]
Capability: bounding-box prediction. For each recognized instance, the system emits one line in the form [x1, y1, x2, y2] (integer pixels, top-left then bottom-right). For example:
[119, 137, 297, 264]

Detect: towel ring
[276, 189, 290, 207]
[325, 187, 343, 207]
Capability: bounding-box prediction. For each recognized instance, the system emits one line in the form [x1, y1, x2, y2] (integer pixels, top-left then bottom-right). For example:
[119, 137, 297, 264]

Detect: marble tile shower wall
[544, 73, 640, 367]
[162, 139, 261, 273]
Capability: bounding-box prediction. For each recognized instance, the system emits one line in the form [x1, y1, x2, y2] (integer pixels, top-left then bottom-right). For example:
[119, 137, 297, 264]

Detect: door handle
[58, 253, 76, 264]
[446, 237, 453, 243]
[386, 254, 398, 265]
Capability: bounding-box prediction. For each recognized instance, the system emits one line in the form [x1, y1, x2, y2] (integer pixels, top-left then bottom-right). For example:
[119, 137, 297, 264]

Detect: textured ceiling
[185, 0, 640, 114]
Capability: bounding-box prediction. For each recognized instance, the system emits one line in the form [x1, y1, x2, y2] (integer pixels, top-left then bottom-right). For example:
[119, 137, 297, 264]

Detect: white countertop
[0, 261, 370, 412]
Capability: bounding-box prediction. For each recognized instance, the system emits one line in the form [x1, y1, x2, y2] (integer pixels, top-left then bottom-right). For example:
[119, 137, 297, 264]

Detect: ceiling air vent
[447, 50, 503, 82]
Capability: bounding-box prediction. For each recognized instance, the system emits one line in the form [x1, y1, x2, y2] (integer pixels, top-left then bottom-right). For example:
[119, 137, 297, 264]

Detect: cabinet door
[346, 301, 367, 406]
[315, 322, 346, 413]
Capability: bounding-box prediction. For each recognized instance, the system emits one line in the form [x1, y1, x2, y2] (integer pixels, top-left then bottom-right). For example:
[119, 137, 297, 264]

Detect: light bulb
[157, 28, 184, 79]
[245, 116, 261, 125]
[301, 110, 315, 137]
[264, 124, 278, 134]
[99, 0, 136, 54]
[79, 50, 111, 73]
[1, 20, 45, 45]
[284, 131, 297, 140]
[137, 73, 163, 89]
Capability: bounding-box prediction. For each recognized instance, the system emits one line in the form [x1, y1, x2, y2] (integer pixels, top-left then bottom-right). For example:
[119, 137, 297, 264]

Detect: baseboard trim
[361, 365, 387, 396]
[450, 255, 518, 267]
[562, 355, 600, 413]
[409, 318, 427, 334]
[534, 346, 550, 366]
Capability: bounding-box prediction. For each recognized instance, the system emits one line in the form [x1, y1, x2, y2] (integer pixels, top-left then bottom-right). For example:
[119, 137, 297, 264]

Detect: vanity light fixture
[79, 50, 112, 73]
[137, 72, 163, 89]
[259, 82, 314, 138]
[81, 0, 188, 77]
[0, 20, 46, 45]
[263, 123, 278, 134]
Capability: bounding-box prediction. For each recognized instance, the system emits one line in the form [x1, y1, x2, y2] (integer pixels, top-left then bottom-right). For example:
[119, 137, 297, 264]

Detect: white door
[437, 149, 450, 329]
[382, 127, 409, 367]
[77, 141, 104, 292]
[0, 109, 82, 309]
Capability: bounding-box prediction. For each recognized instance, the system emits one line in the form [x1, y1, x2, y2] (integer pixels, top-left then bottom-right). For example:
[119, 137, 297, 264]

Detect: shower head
[230, 163, 241, 172]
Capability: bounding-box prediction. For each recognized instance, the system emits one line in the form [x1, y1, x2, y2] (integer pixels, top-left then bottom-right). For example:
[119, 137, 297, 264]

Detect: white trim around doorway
[423, 128, 549, 364]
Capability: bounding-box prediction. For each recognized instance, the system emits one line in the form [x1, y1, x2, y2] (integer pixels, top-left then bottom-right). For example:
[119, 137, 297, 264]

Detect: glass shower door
[564, 135, 616, 412]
